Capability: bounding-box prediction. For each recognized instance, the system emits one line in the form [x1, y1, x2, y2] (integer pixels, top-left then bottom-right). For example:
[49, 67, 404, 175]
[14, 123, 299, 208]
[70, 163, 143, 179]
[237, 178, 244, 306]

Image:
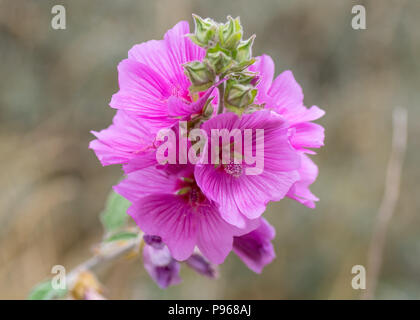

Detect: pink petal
[163, 21, 205, 91]
[268, 70, 304, 114]
[122, 151, 158, 173]
[233, 218, 276, 273]
[284, 105, 325, 125]
[249, 54, 274, 101]
[167, 87, 215, 118]
[128, 194, 197, 261]
[109, 59, 177, 130]
[195, 201, 251, 264]
[287, 153, 319, 208]
[290, 122, 325, 150]
[128, 40, 176, 84]
[89, 110, 154, 166]
[114, 166, 178, 203]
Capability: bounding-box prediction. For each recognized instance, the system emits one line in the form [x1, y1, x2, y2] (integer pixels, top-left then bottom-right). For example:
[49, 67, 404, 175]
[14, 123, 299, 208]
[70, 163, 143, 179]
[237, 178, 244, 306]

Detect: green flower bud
[190, 14, 217, 47]
[206, 48, 233, 75]
[183, 61, 215, 92]
[235, 35, 255, 63]
[225, 80, 257, 113]
[219, 16, 242, 50]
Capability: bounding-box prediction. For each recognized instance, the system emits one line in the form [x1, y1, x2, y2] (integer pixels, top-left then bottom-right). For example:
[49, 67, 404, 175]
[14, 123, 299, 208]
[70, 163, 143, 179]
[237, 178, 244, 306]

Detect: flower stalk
[217, 82, 225, 114]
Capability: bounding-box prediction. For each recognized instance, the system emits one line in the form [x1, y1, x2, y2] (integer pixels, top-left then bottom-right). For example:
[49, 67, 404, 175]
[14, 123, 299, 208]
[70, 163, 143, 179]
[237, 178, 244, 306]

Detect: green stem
[217, 82, 225, 114]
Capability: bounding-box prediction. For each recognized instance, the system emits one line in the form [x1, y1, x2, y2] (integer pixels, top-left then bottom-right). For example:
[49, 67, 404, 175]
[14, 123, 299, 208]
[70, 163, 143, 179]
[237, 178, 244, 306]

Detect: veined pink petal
[168, 86, 215, 118]
[164, 21, 205, 91]
[89, 110, 154, 166]
[284, 105, 325, 125]
[128, 21, 205, 100]
[114, 166, 179, 203]
[109, 59, 177, 130]
[268, 70, 304, 113]
[195, 201, 242, 264]
[128, 39, 176, 85]
[248, 54, 274, 101]
[287, 153, 319, 208]
[129, 194, 197, 261]
[195, 110, 300, 226]
[290, 122, 325, 151]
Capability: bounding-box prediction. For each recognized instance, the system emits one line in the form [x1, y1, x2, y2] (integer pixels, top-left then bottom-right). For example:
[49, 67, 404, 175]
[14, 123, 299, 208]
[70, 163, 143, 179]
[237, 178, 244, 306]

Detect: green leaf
[105, 231, 138, 242]
[28, 280, 67, 300]
[100, 190, 131, 233]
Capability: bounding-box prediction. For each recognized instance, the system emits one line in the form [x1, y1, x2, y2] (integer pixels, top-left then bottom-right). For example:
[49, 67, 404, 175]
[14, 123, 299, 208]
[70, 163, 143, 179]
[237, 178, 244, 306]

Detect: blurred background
[1, 0, 419, 299]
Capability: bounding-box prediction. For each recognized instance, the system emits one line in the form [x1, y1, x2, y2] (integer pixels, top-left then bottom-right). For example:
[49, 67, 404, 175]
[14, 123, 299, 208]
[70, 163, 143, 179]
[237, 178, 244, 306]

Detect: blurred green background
[1, 0, 419, 299]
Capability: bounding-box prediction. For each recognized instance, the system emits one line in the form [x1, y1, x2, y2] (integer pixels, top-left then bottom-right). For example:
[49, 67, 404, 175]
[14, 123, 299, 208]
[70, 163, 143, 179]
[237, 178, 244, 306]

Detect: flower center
[176, 176, 206, 207]
[224, 161, 243, 177]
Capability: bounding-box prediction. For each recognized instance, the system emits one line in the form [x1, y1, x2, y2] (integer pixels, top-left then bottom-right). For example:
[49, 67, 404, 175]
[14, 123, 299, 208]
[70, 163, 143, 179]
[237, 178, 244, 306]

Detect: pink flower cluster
[90, 21, 324, 288]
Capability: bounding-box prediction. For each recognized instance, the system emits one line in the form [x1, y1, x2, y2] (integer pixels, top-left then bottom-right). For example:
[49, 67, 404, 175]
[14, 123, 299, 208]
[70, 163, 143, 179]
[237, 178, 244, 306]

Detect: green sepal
[191, 14, 217, 47]
[183, 61, 215, 90]
[234, 35, 255, 63]
[219, 16, 243, 50]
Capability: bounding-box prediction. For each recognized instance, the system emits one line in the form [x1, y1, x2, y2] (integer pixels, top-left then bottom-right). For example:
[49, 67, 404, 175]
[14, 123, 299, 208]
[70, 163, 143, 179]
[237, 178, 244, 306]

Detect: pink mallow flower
[109, 21, 210, 132]
[194, 110, 300, 228]
[89, 20, 216, 168]
[233, 218, 276, 273]
[249, 55, 325, 208]
[114, 165, 259, 264]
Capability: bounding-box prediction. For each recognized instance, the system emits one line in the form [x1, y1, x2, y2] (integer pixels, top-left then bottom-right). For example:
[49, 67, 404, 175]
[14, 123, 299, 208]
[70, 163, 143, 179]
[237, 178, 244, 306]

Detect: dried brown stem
[362, 107, 407, 299]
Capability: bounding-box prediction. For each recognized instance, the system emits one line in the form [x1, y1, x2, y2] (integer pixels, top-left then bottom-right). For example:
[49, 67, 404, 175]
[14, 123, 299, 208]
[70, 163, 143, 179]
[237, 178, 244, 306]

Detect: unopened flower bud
[219, 16, 242, 50]
[183, 61, 215, 92]
[143, 234, 164, 249]
[235, 35, 255, 63]
[190, 14, 217, 47]
[206, 48, 233, 75]
[225, 81, 257, 112]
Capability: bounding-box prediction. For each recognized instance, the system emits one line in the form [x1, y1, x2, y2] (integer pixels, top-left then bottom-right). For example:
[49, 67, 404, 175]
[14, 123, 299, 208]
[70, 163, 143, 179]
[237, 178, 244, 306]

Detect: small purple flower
[142, 235, 181, 289]
[233, 218, 276, 273]
[186, 253, 218, 278]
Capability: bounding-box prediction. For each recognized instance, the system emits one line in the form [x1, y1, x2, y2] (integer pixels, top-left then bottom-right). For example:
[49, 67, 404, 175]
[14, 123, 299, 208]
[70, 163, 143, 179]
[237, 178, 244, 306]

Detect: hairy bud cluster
[183, 15, 260, 114]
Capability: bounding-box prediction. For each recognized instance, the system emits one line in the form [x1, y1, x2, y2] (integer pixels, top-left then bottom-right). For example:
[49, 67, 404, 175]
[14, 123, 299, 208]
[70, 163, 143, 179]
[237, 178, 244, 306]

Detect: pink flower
[185, 253, 218, 278]
[249, 55, 325, 207]
[89, 17, 326, 285]
[233, 218, 276, 273]
[114, 165, 259, 264]
[194, 110, 300, 228]
[109, 21, 209, 131]
[89, 21, 217, 169]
